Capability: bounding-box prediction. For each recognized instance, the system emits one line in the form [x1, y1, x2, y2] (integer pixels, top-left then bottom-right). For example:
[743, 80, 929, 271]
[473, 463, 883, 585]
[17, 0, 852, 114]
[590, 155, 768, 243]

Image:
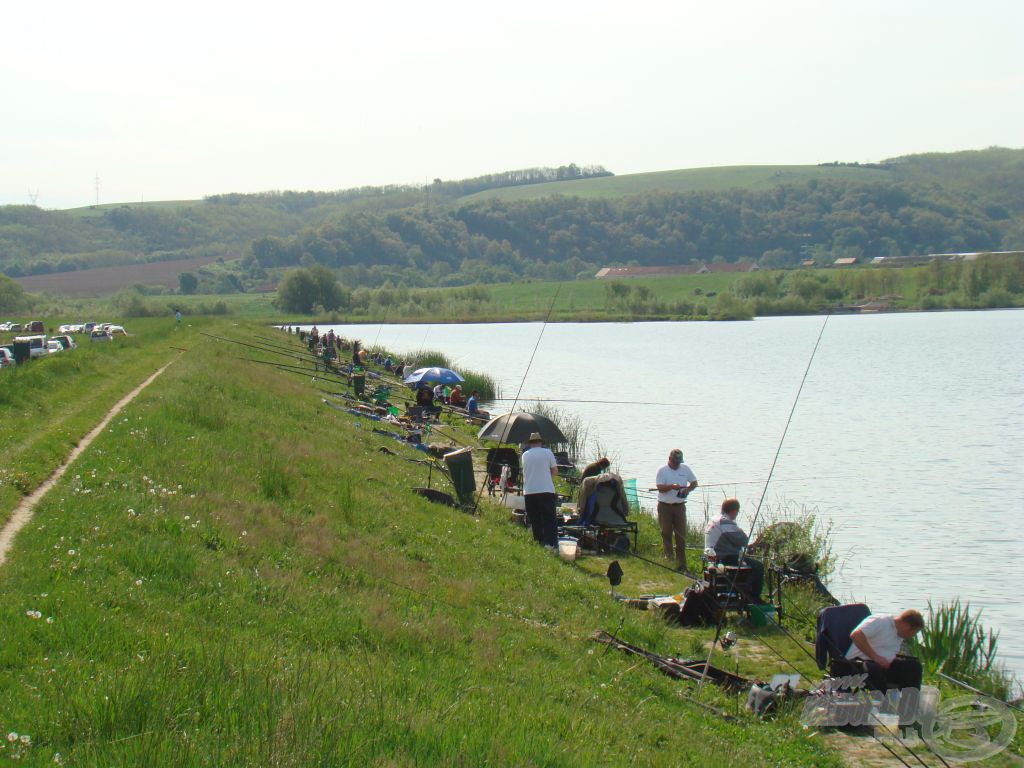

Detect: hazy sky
[2, 0, 1021, 209]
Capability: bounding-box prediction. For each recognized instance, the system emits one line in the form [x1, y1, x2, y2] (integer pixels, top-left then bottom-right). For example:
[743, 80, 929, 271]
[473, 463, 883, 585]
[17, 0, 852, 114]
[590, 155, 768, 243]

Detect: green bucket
[748, 603, 776, 627]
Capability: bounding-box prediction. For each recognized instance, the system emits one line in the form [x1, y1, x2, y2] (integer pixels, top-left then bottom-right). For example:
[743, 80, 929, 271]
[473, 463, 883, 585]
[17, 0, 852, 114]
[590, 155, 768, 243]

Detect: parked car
[0, 348, 14, 368]
[27, 321, 45, 333]
[7, 323, 24, 333]
[90, 330, 112, 343]
[46, 340, 64, 354]
[108, 325, 128, 336]
[13, 335, 48, 362]
[50, 335, 76, 350]
[58, 324, 83, 334]
[0, 322, 13, 332]
[83, 322, 97, 333]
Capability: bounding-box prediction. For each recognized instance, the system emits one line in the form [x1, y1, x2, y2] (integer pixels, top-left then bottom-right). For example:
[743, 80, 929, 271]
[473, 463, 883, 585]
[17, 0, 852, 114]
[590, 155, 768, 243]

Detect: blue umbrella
[403, 367, 465, 389]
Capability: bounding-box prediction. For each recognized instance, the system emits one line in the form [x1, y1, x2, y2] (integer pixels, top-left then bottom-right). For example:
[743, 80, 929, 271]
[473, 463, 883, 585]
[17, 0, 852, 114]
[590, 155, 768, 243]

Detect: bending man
[846, 610, 924, 692]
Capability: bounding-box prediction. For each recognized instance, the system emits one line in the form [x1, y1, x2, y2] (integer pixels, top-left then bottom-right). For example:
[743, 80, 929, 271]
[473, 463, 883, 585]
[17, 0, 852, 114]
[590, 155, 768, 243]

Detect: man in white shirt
[655, 448, 698, 572]
[846, 610, 925, 691]
[522, 432, 559, 548]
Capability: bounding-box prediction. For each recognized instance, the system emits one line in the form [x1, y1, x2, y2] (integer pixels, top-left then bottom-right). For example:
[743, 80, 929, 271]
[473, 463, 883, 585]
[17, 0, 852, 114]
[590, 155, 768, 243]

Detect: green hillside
[3, 148, 1022, 296]
[458, 164, 894, 203]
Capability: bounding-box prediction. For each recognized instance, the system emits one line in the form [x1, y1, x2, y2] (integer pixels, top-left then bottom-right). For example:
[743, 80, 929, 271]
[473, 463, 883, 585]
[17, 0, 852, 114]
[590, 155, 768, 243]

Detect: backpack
[677, 583, 723, 627]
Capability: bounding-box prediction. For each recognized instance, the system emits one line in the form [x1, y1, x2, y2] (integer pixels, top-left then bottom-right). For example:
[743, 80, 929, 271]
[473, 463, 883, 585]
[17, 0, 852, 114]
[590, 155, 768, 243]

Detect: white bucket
[872, 712, 900, 737]
[558, 537, 579, 562]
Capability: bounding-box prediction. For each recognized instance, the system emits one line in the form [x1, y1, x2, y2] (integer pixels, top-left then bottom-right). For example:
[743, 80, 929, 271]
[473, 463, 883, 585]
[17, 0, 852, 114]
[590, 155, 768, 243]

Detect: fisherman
[846, 610, 925, 692]
[704, 498, 764, 602]
[580, 457, 610, 480]
[352, 341, 361, 367]
[396, 360, 406, 378]
[433, 382, 445, 404]
[655, 448, 698, 572]
[449, 384, 465, 407]
[415, 385, 434, 409]
[466, 390, 479, 418]
[522, 432, 559, 549]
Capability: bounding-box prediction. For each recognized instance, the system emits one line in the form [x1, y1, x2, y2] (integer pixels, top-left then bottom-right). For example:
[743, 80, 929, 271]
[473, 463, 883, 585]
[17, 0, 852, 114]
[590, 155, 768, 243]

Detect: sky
[2, 0, 1022, 209]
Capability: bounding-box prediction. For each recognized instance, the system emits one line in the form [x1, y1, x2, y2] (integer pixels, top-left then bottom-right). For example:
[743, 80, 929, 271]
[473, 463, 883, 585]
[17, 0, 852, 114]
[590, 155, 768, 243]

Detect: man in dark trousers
[847, 610, 925, 691]
[522, 432, 558, 549]
[655, 448, 697, 572]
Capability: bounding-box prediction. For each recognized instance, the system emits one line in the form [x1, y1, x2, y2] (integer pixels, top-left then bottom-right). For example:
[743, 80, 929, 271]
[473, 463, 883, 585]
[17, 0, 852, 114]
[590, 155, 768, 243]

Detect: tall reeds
[910, 599, 1017, 700]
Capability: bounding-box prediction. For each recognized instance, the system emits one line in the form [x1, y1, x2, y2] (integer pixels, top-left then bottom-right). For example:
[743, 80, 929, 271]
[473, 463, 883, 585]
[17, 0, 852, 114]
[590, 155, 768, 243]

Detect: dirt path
[0, 358, 177, 568]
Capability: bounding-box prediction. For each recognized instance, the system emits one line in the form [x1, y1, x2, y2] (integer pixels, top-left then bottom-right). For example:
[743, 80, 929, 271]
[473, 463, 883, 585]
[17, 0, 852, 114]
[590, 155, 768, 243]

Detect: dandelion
[67, 550, 76, 556]
[19, 735, 30, 745]
[46, 617, 54, 624]
[134, 579, 143, 586]
[184, 515, 190, 521]
[241, 530, 248, 537]
[54, 753, 63, 765]
[7, 732, 17, 742]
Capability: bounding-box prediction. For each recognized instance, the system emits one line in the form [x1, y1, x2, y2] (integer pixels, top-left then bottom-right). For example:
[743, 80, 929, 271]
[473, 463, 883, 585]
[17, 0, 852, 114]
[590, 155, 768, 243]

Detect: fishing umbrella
[403, 367, 465, 389]
[477, 412, 568, 445]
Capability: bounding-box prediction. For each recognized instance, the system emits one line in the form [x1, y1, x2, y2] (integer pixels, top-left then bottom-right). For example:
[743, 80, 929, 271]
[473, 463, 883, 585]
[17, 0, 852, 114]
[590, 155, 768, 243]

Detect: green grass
[0, 323, 846, 766]
[458, 165, 894, 204]
[0, 317, 202, 527]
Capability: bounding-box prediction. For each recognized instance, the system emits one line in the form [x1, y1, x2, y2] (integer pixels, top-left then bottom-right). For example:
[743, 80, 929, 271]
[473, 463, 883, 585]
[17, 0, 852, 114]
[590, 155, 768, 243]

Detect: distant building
[832, 257, 858, 266]
[594, 262, 758, 279]
[801, 259, 816, 267]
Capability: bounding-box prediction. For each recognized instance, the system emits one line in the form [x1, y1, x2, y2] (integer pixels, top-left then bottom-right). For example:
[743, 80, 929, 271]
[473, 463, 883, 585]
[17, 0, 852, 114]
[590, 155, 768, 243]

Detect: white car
[90, 330, 112, 343]
[108, 325, 128, 336]
[46, 340, 64, 354]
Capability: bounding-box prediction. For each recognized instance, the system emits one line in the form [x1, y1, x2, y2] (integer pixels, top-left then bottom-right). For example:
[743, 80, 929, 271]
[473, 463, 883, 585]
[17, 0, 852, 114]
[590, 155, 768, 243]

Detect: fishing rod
[698, 311, 832, 695]
[937, 671, 1024, 712]
[470, 286, 561, 515]
[488, 398, 690, 407]
[637, 476, 852, 493]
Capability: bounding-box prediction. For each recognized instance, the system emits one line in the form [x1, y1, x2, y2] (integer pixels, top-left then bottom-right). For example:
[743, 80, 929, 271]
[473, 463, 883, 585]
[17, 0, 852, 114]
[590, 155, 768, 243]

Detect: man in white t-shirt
[846, 609, 924, 691]
[522, 432, 559, 548]
[655, 448, 698, 572]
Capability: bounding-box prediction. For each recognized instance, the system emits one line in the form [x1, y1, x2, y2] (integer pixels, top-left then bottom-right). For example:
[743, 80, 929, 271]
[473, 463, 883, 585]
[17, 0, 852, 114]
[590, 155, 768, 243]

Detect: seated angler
[449, 385, 465, 407]
[846, 610, 924, 692]
[704, 498, 765, 603]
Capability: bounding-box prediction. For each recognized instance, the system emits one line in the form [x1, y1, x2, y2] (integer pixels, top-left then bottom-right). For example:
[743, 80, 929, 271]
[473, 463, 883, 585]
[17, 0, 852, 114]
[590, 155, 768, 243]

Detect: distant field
[62, 199, 200, 218]
[13, 255, 223, 296]
[458, 164, 894, 203]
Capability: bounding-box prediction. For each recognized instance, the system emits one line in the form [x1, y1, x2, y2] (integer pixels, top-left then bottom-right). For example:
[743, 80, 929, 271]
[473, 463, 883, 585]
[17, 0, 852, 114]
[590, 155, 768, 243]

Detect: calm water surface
[323, 310, 1024, 675]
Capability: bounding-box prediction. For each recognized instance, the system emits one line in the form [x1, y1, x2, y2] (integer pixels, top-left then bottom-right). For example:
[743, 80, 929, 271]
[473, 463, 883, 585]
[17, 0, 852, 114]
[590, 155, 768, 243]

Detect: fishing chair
[703, 563, 757, 613]
[814, 603, 871, 679]
[485, 447, 521, 497]
[561, 475, 638, 554]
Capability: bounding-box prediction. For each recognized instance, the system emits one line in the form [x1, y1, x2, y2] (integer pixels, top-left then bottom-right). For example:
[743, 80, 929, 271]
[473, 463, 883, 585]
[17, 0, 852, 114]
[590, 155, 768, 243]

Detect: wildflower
[7, 732, 17, 742]
[19, 735, 30, 745]
[67, 549, 76, 556]
[54, 753, 63, 764]
[241, 530, 248, 537]
[46, 617, 54, 624]
[184, 516, 190, 521]
[134, 579, 143, 586]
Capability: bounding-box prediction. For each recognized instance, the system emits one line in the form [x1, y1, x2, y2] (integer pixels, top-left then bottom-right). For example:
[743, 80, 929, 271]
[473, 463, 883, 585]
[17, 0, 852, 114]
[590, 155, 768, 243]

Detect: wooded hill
[2, 149, 1022, 292]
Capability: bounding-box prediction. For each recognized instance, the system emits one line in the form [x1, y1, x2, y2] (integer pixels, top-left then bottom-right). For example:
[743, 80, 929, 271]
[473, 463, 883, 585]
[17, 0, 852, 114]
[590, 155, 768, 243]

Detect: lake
[318, 310, 1024, 676]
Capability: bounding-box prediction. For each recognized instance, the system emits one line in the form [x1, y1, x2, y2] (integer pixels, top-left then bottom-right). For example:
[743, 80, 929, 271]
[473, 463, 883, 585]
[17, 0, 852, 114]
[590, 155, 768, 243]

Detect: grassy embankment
[0, 321, 847, 766]
[0, 317, 195, 528]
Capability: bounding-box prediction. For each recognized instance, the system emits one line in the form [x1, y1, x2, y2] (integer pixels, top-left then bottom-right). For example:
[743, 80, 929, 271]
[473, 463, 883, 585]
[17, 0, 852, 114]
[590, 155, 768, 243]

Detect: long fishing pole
[698, 311, 832, 695]
[470, 287, 561, 515]
[488, 397, 689, 407]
